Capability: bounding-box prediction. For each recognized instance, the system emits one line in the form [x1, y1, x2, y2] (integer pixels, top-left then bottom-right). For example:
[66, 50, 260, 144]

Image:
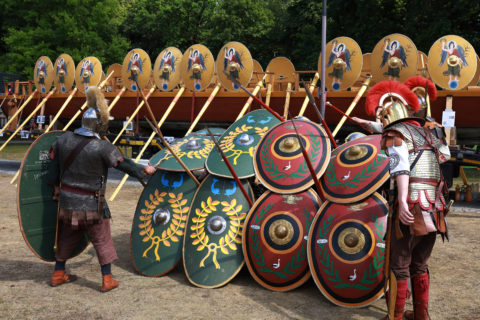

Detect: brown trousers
[390, 223, 436, 280]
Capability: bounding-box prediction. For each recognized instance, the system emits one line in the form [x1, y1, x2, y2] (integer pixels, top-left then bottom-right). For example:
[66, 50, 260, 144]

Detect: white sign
[36, 115, 45, 124]
[20, 130, 30, 139]
[123, 121, 133, 131]
[442, 109, 456, 128]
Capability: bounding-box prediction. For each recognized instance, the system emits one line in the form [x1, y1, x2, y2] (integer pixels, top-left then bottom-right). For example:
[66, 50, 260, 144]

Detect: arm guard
[115, 157, 144, 179]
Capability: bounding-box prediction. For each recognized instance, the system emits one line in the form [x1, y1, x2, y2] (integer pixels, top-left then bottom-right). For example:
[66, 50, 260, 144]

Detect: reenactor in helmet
[47, 87, 156, 292]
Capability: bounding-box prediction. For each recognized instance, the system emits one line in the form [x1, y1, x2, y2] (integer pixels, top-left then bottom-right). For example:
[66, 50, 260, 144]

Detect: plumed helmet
[365, 80, 421, 127]
[75, 87, 109, 138]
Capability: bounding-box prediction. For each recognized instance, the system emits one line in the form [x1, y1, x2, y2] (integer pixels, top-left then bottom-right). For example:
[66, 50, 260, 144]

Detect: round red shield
[320, 134, 390, 203]
[307, 192, 388, 307]
[254, 119, 331, 194]
[243, 189, 321, 291]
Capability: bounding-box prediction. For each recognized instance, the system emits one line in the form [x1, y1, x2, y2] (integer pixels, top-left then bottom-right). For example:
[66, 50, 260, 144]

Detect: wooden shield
[319, 37, 363, 91]
[131, 169, 197, 277]
[320, 135, 389, 204]
[17, 131, 89, 261]
[243, 189, 321, 291]
[206, 109, 282, 179]
[54, 54, 75, 93]
[371, 34, 418, 83]
[106, 63, 123, 91]
[34, 56, 55, 94]
[122, 48, 152, 92]
[75, 56, 102, 94]
[427, 35, 477, 90]
[468, 55, 480, 86]
[181, 44, 215, 91]
[183, 174, 253, 288]
[307, 192, 388, 307]
[254, 119, 331, 194]
[153, 47, 183, 91]
[265, 57, 296, 89]
[216, 41, 253, 91]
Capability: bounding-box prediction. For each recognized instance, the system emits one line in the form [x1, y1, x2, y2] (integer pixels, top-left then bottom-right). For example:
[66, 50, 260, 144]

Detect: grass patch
[0, 144, 30, 161]
[452, 167, 480, 186]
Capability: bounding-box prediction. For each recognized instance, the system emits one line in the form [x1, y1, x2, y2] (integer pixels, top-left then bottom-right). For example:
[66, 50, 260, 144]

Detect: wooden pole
[297, 73, 319, 117]
[0, 89, 37, 135]
[185, 83, 221, 135]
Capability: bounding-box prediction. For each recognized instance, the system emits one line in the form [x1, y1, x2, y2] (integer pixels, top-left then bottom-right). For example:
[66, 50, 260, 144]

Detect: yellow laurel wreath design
[163, 138, 214, 161]
[138, 189, 189, 261]
[219, 125, 269, 165]
[190, 196, 246, 269]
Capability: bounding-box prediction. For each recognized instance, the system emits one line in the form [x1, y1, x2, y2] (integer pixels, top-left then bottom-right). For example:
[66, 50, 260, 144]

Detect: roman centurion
[365, 80, 450, 320]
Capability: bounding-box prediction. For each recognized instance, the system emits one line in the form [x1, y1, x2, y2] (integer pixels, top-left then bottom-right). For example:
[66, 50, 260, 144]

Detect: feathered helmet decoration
[86, 86, 109, 126]
[404, 75, 437, 108]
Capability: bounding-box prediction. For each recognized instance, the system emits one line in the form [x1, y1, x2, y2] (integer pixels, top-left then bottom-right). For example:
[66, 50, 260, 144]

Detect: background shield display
[106, 63, 123, 91]
[206, 109, 281, 179]
[265, 57, 296, 90]
[216, 41, 253, 91]
[131, 169, 197, 277]
[243, 189, 321, 291]
[320, 135, 389, 203]
[54, 54, 75, 93]
[181, 44, 215, 91]
[34, 56, 55, 94]
[75, 56, 102, 94]
[122, 48, 152, 92]
[254, 119, 331, 194]
[183, 174, 253, 288]
[153, 47, 183, 91]
[307, 192, 388, 307]
[17, 131, 88, 261]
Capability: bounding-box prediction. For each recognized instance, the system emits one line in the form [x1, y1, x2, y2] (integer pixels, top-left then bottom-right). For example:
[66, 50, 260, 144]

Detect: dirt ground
[1, 172, 479, 320]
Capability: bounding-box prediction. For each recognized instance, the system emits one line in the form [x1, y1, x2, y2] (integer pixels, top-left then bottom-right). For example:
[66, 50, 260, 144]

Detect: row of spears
[10, 35, 457, 308]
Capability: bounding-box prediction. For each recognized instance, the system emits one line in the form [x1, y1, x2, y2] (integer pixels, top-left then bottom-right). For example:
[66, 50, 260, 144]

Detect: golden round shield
[75, 56, 102, 94]
[216, 41, 253, 91]
[428, 35, 477, 90]
[54, 54, 75, 93]
[416, 51, 431, 79]
[153, 47, 183, 91]
[318, 37, 363, 91]
[265, 57, 296, 90]
[181, 44, 215, 91]
[122, 48, 152, 92]
[106, 63, 123, 91]
[371, 34, 418, 83]
[468, 55, 480, 87]
[34, 56, 55, 94]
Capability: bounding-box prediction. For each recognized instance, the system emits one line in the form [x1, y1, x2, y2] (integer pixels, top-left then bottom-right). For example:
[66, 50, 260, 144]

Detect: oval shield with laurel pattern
[254, 119, 331, 194]
[206, 109, 281, 179]
[307, 192, 388, 307]
[131, 169, 197, 277]
[242, 189, 321, 291]
[183, 174, 253, 288]
[320, 135, 389, 204]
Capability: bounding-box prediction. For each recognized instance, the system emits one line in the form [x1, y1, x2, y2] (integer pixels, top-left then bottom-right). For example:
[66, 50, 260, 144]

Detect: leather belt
[409, 177, 439, 186]
[60, 184, 97, 197]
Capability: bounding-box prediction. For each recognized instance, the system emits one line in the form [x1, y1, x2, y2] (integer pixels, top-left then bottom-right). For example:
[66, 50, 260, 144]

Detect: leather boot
[101, 274, 119, 292]
[381, 279, 409, 320]
[411, 272, 430, 320]
[50, 270, 77, 287]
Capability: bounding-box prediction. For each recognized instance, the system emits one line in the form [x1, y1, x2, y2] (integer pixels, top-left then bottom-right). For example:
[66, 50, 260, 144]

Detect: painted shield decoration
[181, 44, 215, 91]
[254, 119, 331, 194]
[216, 41, 253, 91]
[206, 109, 282, 179]
[183, 174, 253, 288]
[307, 192, 388, 307]
[319, 37, 363, 91]
[371, 34, 418, 83]
[320, 135, 389, 203]
[154, 47, 183, 91]
[75, 56, 102, 94]
[131, 169, 197, 277]
[150, 133, 215, 171]
[122, 48, 152, 92]
[17, 131, 89, 261]
[243, 189, 321, 291]
[427, 35, 477, 90]
[54, 54, 75, 93]
[34, 56, 55, 94]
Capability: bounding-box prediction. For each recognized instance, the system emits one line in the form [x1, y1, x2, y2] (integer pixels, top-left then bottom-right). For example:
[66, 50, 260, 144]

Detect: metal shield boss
[153, 47, 183, 92]
[34, 56, 55, 94]
[320, 134, 390, 203]
[206, 109, 282, 179]
[183, 174, 253, 288]
[75, 56, 103, 94]
[243, 189, 321, 291]
[17, 131, 89, 261]
[216, 41, 253, 91]
[181, 44, 215, 92]
[427, 35, 477, 90]
[371, 33, 418, 83]
[131, 169, 197, 277]
[254, 119, 331, 194]
[319, 36, 363, 91]
[121, 48, 152, 92]
[307, 192, 388, 307]
[54, 54, 75, 93]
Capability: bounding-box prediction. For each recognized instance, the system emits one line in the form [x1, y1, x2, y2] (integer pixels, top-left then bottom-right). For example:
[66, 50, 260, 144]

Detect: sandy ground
[1, 172, 479, 320]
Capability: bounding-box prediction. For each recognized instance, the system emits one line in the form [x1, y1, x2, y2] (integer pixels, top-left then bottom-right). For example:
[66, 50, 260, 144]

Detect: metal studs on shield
[34, 56, 55, 94]
[154, 47, 183, 91]
[122, 48, 152, 92]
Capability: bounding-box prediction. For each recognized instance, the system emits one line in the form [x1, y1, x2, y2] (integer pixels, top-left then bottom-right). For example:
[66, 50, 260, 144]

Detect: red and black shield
[320, 135, 389, 203]
[307, 192, 388, 307]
